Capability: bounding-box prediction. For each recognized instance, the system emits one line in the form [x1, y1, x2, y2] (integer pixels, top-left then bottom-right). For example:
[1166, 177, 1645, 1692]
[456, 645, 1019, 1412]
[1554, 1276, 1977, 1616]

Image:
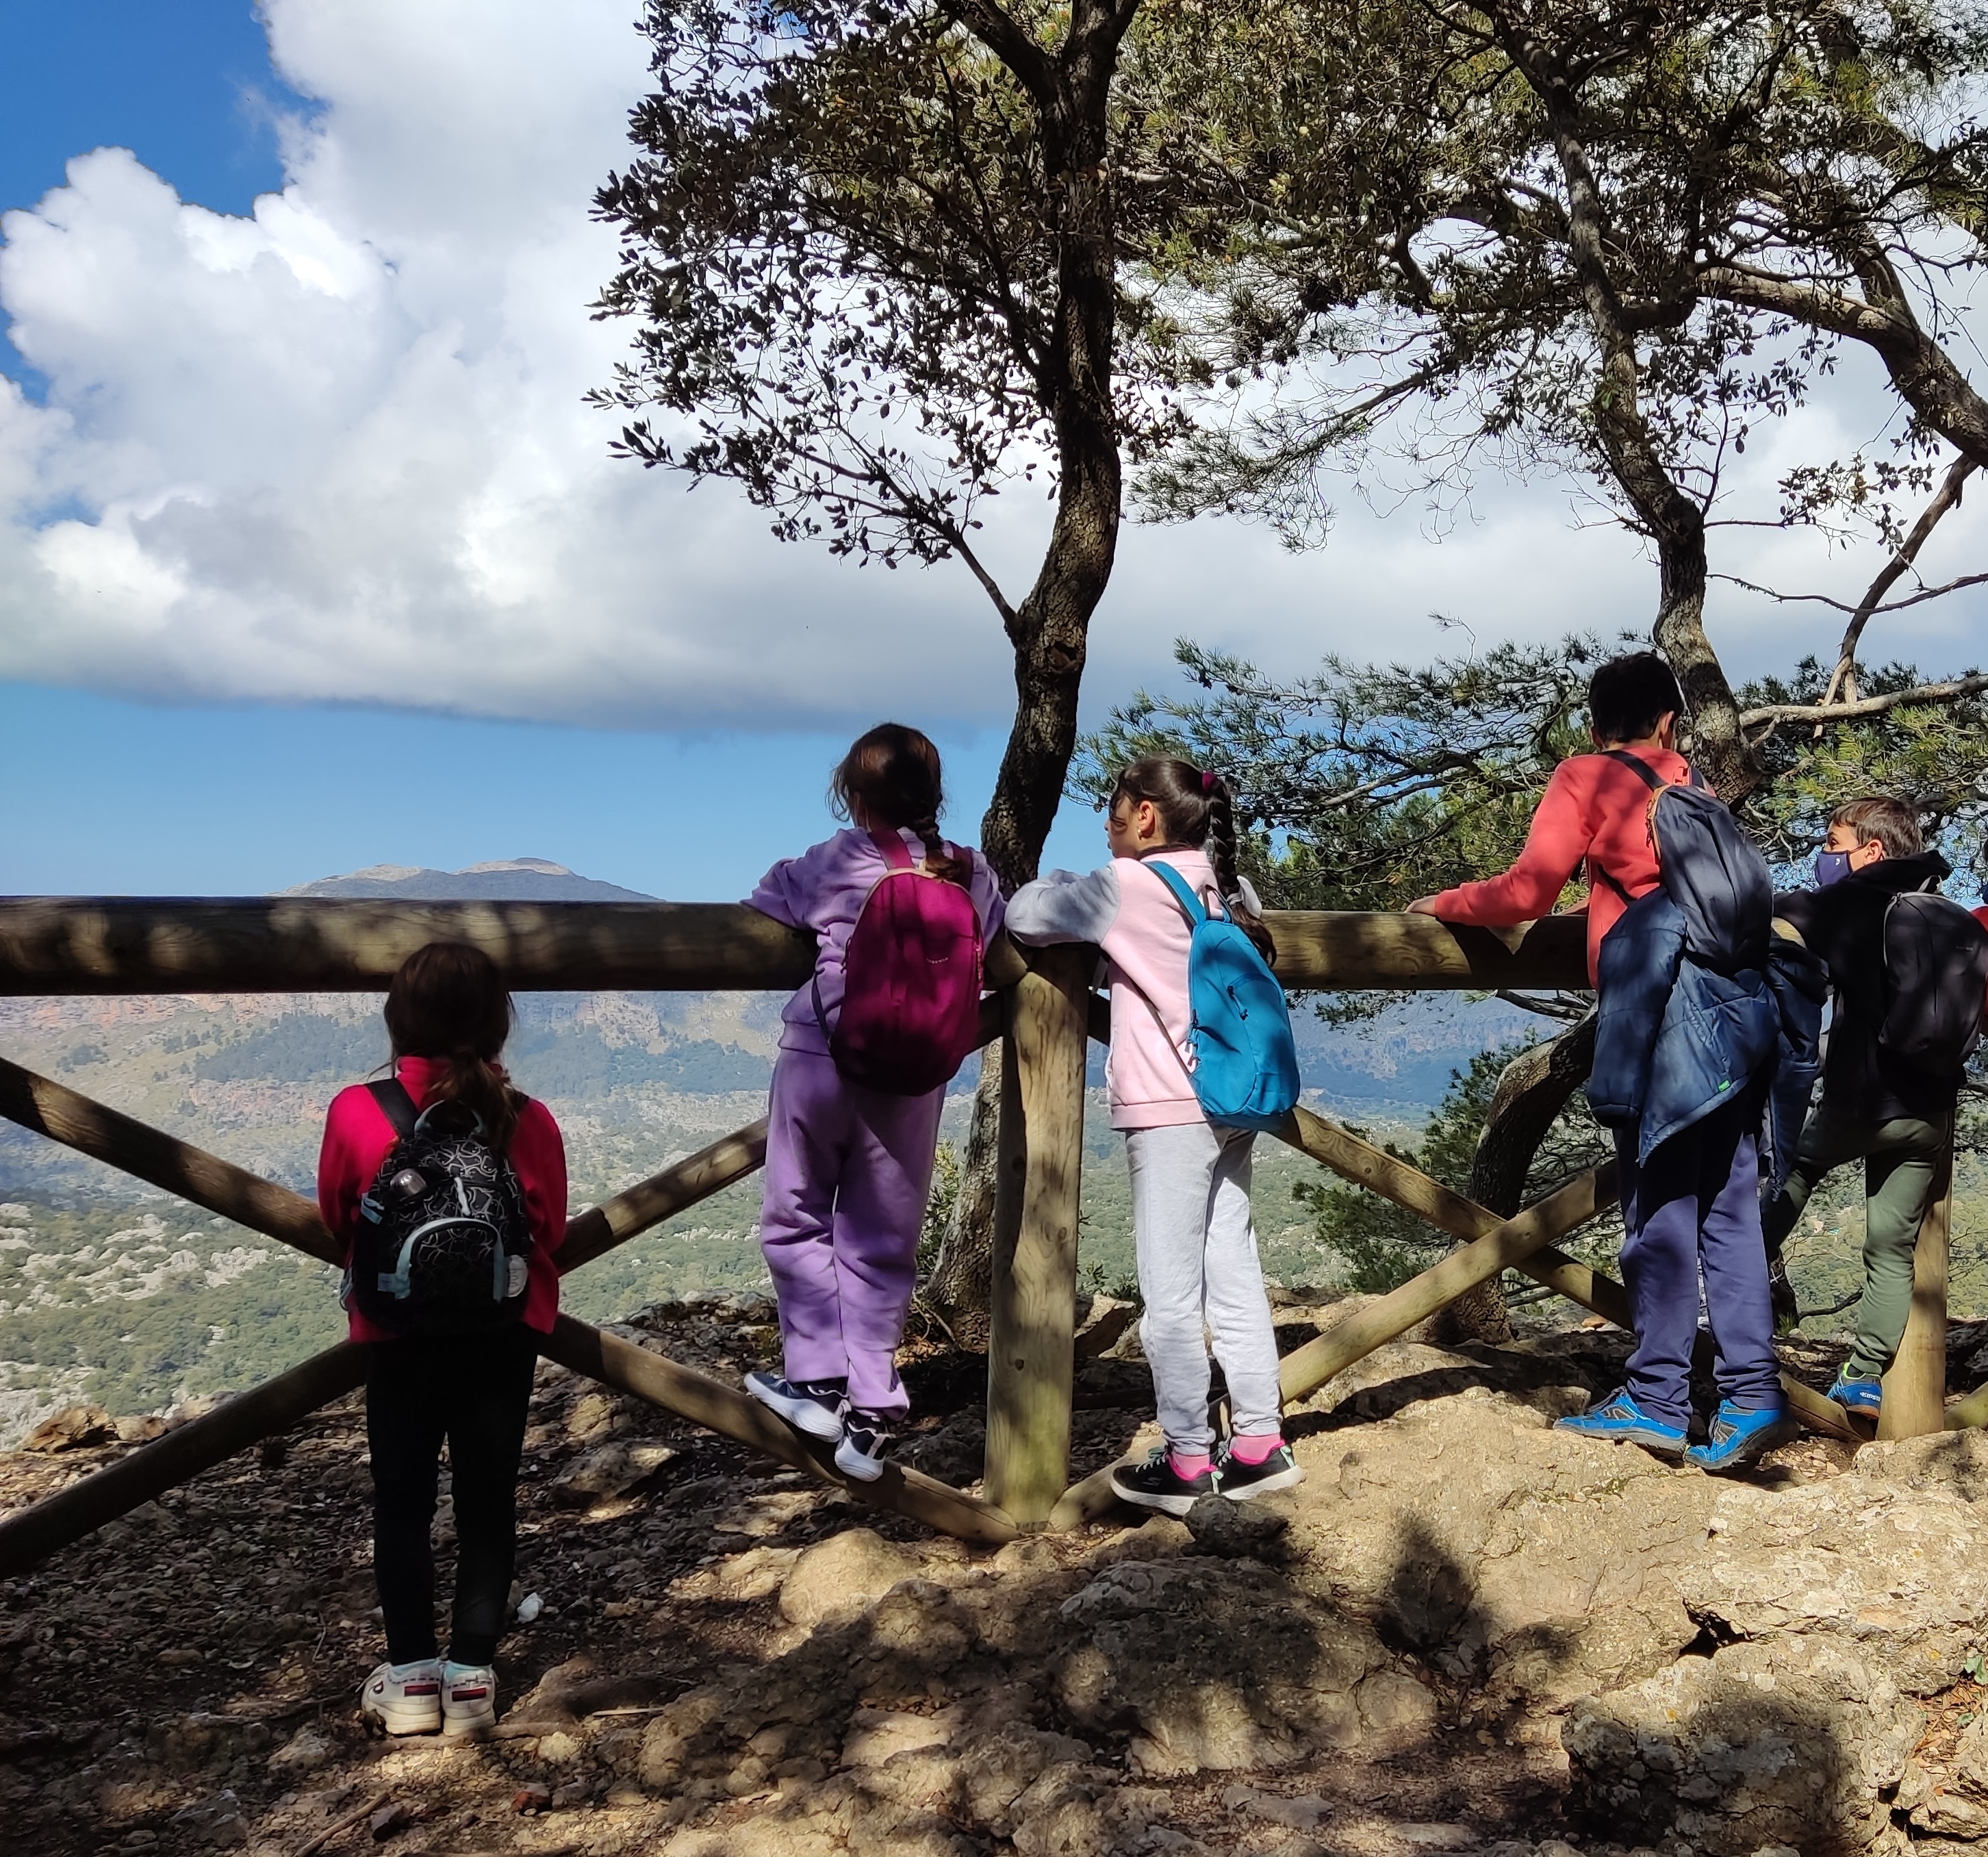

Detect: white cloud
[0, 0, 1983, 730]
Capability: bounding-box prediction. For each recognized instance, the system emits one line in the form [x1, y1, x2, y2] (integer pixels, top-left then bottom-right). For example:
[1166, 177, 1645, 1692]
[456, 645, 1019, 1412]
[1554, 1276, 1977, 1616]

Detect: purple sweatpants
[759, 1046, 943, 1415]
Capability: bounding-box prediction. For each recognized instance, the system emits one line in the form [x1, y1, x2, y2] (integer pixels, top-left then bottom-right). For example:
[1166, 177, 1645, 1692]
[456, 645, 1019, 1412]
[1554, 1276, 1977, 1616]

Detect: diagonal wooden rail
[0, 1058, 1012, 1571]
[1049, 1101, 1858, 1530]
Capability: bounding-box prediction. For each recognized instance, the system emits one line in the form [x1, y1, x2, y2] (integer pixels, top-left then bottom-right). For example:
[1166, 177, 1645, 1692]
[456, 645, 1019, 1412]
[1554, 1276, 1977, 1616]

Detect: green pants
[1763, 1101, 1951, 1380]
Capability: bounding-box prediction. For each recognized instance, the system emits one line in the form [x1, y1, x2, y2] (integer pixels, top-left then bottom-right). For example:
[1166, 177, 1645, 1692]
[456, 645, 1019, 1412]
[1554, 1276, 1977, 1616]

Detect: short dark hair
[1588, 652, 1685, 745]
[1830, 794, 1923, 859]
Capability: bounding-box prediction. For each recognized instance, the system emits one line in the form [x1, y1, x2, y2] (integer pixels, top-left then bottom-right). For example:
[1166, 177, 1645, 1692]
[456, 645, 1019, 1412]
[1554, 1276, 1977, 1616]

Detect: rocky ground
[5, 1291, 1988, 1857]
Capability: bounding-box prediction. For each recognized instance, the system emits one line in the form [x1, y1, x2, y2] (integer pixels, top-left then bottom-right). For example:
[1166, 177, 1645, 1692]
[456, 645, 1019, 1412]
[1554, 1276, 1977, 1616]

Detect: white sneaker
[442, 1660, 498, 1740]
[360, 1658, 443, 1736]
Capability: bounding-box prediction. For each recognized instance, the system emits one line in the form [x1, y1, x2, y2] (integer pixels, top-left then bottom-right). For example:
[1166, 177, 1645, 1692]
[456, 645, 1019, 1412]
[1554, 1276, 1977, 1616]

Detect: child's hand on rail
[1405, 896, 1442, 916]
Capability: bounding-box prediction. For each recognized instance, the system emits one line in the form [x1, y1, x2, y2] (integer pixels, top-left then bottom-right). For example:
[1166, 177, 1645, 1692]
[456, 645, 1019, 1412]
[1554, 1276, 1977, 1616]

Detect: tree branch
[1740, 672, 1988, 729]
[1822, 455, 1977, 705]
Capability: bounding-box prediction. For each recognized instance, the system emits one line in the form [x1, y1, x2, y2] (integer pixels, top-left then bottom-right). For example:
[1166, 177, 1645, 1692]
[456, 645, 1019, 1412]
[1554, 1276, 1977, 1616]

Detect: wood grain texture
[984, 945, 1092, 1524]
[1262, 911, 1589, 990]
[0, 898, 818, 994]
[539, 1316, 1015, 1546]
[0, 898, 1591, 994]
[0, 1341, 369, 1578]
[1277, 1163, 1617, 1402]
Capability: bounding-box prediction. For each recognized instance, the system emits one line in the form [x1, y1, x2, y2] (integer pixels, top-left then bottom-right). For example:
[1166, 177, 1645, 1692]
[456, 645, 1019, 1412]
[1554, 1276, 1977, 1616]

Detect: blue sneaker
[1828, 1370, 1883, 1417]
[1685, 1400, 1800, 1473]
[1553, 1389, 1688, 1461]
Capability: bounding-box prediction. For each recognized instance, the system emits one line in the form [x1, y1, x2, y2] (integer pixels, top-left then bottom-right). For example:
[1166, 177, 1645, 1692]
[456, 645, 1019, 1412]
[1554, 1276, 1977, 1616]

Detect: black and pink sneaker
[1214, 1440, 1304, 1502]
[1110, 1447, 1214, 1517]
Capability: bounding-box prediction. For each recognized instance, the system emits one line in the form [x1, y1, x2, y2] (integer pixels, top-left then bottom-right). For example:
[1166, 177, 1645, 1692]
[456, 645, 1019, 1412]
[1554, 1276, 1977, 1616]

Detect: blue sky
[0, 1, 1101, 897]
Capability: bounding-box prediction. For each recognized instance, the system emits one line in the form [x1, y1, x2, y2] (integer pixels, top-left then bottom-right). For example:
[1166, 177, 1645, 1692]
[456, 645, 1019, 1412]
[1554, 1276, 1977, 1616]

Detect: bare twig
[1826, 455, 1977, 704]
[293, 1790, 392, 1857]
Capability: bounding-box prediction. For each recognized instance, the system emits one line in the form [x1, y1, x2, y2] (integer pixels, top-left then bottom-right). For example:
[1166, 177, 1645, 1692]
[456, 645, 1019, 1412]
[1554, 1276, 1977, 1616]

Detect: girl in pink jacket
[743, 724, 1004, 1480]
[1007, 758, 1301, 1515]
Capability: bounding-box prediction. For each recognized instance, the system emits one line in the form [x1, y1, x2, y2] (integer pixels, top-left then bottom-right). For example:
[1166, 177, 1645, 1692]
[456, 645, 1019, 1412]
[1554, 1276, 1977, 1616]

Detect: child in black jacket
[1766, 796, 1965, 1415]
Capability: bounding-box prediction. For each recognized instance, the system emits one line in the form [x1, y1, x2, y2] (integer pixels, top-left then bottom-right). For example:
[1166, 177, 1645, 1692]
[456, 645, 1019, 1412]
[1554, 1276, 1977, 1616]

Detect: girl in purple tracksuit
[742, 724, 1004, 1480]
[1007, 757, 1300, 1516]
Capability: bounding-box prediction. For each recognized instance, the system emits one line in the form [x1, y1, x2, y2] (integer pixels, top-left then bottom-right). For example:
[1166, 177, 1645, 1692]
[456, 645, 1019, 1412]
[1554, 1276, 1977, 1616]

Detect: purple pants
[1619, 1095, 1782, 1430]
[759, 1046, 943, 1415]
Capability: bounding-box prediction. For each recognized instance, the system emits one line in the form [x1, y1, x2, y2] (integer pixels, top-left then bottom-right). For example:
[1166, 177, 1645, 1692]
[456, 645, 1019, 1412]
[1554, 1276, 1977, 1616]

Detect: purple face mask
[1815, 848, 1854, 887]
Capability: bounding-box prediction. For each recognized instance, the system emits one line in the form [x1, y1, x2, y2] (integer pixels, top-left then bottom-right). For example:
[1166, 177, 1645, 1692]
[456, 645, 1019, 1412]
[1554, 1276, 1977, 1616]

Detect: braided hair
[830, 723, 972, 886]
[1110, 757, 1275, 961]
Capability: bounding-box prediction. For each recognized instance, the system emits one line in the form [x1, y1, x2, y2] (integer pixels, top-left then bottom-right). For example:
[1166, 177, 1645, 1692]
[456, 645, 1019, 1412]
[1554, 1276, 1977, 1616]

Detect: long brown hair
[830, 722, 971, 886]
[383, 941, 522, 1152]
[1110, 757, 1275, 961]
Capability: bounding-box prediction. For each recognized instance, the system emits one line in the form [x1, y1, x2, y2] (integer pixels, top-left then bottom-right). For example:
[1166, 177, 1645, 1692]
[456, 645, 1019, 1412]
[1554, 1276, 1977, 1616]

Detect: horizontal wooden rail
[0, 898, 819, 995]
[0, 898, 1591, 996]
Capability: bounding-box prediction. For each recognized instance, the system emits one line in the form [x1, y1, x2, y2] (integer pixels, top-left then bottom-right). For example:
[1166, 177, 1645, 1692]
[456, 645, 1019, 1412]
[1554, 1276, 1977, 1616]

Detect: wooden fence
[0, 894, 1920, 1576]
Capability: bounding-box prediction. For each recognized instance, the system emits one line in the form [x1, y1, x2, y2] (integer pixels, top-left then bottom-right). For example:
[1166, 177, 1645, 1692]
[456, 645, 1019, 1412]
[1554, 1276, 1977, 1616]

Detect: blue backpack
[1146, 862, 1302, 1131]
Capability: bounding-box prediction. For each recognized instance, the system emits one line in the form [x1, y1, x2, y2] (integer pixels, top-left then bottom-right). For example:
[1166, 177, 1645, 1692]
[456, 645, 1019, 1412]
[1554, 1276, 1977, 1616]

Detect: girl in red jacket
[318, 942, 566, 1739]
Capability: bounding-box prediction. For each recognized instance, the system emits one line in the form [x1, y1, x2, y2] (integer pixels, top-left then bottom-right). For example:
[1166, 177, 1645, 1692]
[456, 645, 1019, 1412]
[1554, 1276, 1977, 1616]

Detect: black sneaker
[834, 1408, 894, 1482]
[745, 1370, 847, 1441]
[1768, 1256, 1799, 1336]
[1110, 1447, 1215, 1517]
[1214, 1441, 1305, 1502]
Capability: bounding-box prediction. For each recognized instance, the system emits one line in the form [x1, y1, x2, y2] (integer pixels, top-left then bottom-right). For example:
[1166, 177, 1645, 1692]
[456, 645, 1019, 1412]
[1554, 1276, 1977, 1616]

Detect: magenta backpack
[814, 831, 984, 1095]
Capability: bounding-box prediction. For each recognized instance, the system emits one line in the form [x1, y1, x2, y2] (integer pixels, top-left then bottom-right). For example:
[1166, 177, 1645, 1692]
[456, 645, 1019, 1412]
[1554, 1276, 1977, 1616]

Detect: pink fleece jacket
[1007, 849, 1258, 1130]
[317, 1056, 568, 1343]
[746, 826, 1005, 1055]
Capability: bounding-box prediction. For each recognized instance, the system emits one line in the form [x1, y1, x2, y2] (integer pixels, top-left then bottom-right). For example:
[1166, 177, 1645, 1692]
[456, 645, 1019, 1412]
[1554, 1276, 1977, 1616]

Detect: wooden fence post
[984, 945, 1092, 1525]
[1878, 1141, 1953, 1441]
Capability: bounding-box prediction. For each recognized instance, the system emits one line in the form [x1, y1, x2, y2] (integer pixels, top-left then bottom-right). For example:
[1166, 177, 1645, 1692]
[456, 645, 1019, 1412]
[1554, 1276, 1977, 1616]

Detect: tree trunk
[926, 0, 1129, 1322]
[1492, 19, 1756, 796]
[1431, 1015, 1598, 1345]
[927, 1045, 1004, 1328]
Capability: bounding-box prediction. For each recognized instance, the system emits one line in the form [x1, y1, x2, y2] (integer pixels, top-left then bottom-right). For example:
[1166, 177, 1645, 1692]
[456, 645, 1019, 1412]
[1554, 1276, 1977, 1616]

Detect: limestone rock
[1054, 1558, 1432, 1776]
[1183, 1493, 1290, 1561]
[1679, 1446, 1988, 1695]
[23, 1403, 116, 1452]
[1282, 1366, 1716, 1706]
[1562, 1634, 1924, 1856]
[779, 1528, 920, 1628]
[267, 1727, 332, 1773]
[549, 1440, 678, 1506]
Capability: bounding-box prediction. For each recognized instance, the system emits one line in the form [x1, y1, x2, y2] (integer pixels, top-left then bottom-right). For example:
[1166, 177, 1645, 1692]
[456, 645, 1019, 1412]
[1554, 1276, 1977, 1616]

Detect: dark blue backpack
[1595, 751, 1772, 974]
[1147, 863, 1301, 1131]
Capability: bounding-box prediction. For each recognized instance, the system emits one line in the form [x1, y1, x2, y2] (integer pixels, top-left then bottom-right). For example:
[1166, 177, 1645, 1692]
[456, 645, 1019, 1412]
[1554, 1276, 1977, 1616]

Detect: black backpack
[1879, 889, 1988, 1076]
[344, 1081, 535, 1336]
[1597, 751, 1773, 974]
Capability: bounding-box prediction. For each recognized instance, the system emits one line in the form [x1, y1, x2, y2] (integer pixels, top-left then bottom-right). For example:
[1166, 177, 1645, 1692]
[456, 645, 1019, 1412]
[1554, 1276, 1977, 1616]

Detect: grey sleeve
[1005, 866, 1121, 946]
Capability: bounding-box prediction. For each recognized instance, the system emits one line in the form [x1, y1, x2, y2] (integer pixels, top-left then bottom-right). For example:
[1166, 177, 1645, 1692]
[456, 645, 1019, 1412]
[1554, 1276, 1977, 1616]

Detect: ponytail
[383, 942, 522, 1152]
[1110, 757, 1276, 962]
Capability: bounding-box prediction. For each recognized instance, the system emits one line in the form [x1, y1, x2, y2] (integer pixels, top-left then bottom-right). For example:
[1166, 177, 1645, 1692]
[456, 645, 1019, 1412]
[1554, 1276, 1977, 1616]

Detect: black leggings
[366, 1330, 536, 1667]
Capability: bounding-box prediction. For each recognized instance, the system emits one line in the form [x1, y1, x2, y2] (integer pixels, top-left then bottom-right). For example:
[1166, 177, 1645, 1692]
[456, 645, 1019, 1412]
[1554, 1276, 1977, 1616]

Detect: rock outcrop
[7, 1291, 1988, 1857]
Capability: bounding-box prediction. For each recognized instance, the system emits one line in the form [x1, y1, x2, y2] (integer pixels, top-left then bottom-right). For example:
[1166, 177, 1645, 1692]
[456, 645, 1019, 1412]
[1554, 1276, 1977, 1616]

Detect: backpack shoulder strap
[367, 1078, 420, 1140]
[871, 829, 915, 872]
[1603, 748, 1668, 792]
[1145, 859, 1209, 925]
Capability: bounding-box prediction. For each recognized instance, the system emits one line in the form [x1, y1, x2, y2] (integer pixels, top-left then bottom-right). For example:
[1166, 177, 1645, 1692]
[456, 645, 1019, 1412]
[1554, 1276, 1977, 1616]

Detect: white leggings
[1125, 1121, 1284, 1454]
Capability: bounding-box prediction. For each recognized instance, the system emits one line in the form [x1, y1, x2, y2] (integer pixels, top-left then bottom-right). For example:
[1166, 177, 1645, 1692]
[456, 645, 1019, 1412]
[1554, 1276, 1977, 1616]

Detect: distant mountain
[279, 857, 654, 902]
